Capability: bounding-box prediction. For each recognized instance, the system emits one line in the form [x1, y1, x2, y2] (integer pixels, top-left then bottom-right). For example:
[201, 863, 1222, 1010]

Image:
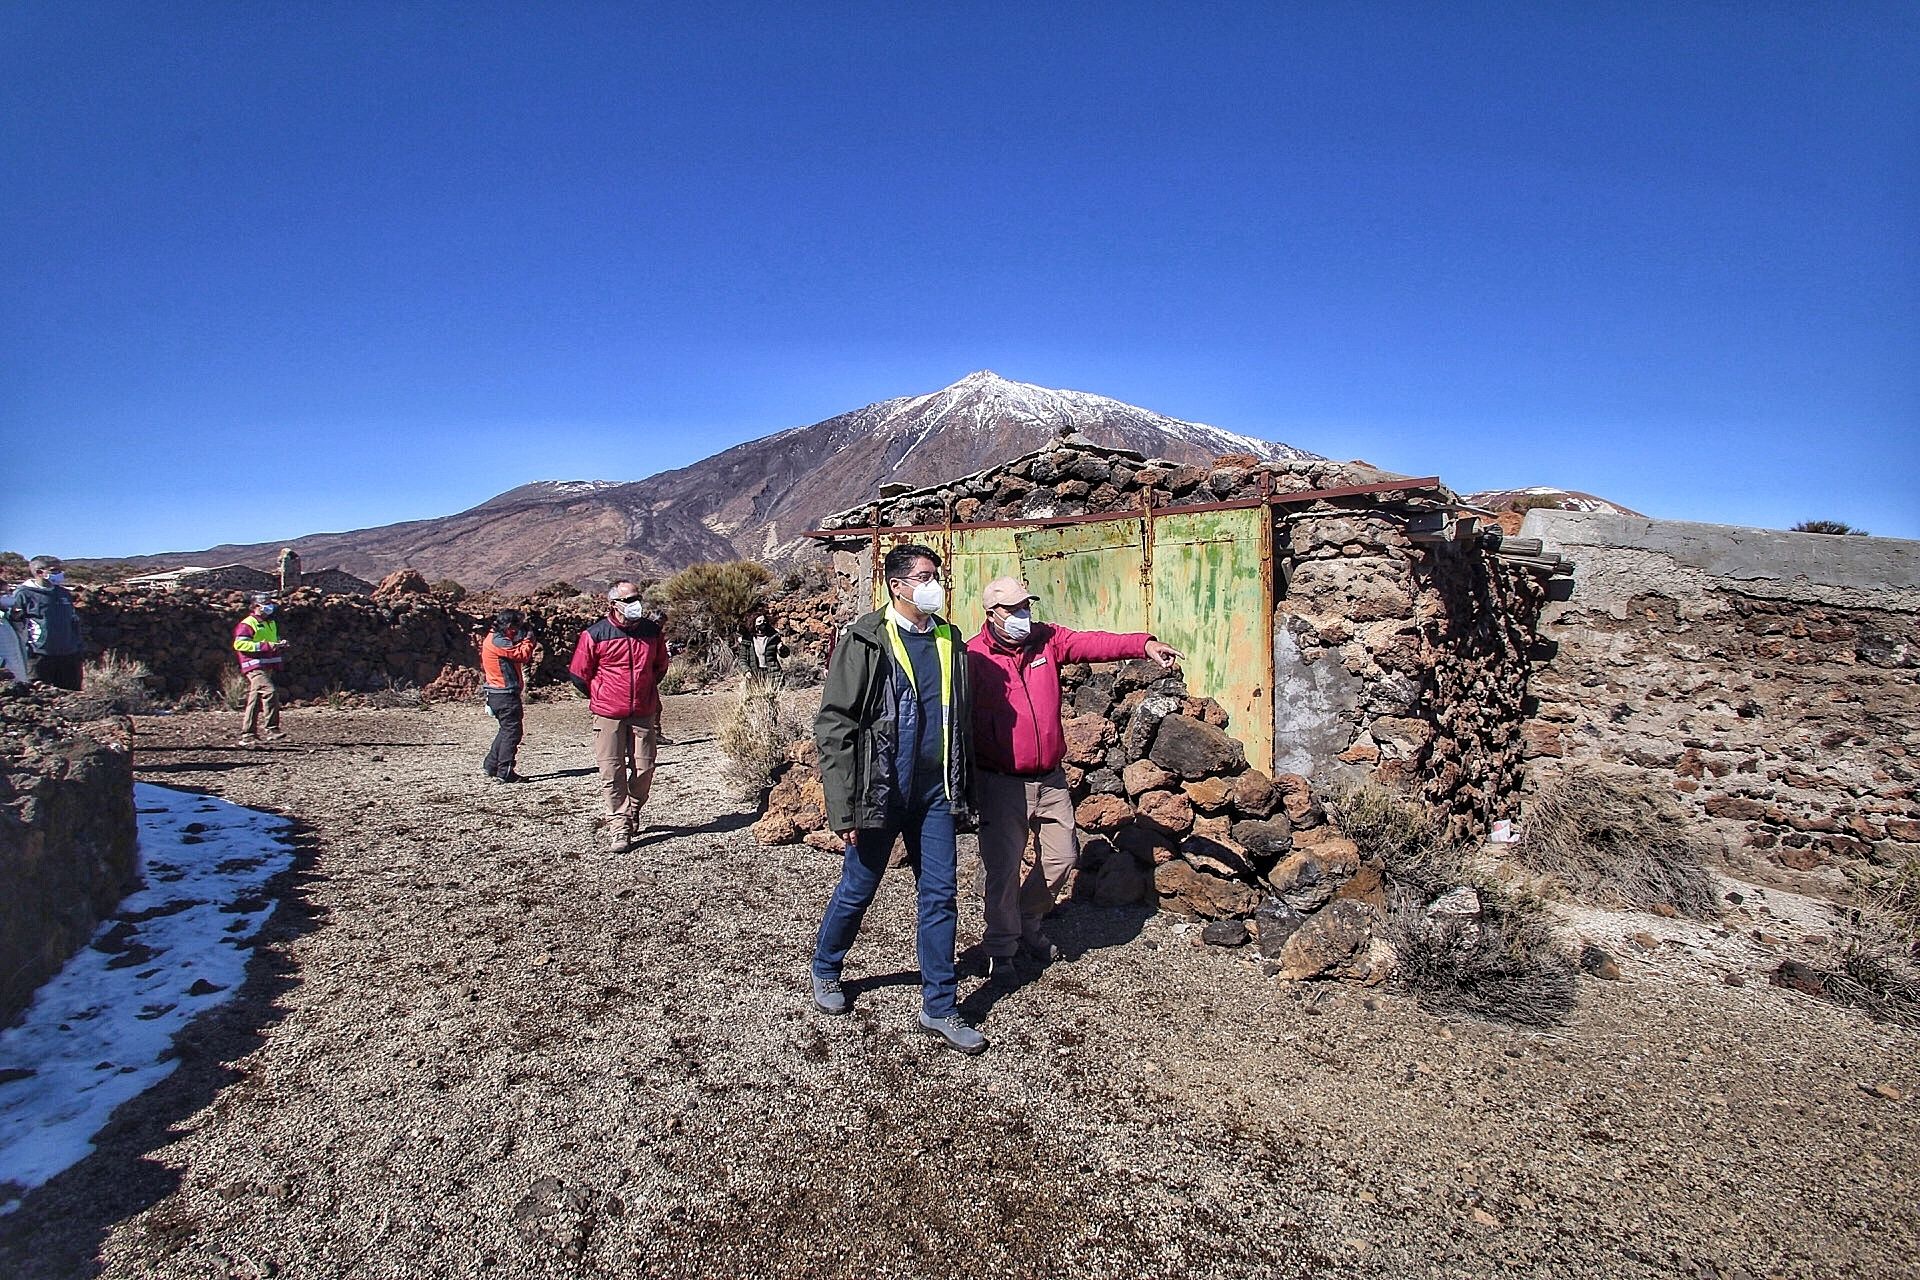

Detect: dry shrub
[1864, 855, 1920, 956]
[778, 645, 824, 689]
[219, 666, 250, 710]
[1328, 781, 1455, 891]
[1331, 781, 1577, 1026]
[717, 683, 807, 802]
[361, 676, 422, 709]
[68, 653, 154, 719]
[659, 655, 705, 695]
[1830, 943, 1920, 1029]
[1385, 889, 1579, 1028]
[1516, 767, 1720, 918]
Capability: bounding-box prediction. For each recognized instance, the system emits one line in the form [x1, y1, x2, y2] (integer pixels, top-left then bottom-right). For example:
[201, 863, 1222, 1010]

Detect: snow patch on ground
[0, 784, 293, 1214]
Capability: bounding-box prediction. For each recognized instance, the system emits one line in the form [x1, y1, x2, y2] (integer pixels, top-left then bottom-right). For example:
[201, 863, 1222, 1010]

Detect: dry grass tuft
[716, 683, 808, 802]
[1384, 887, 1579, 1028]
[1331, 781, 1578, 1026]
[68, 653, 154, 719]
[1515, 767, 1721, 918]
[219, 666, 251, 710]
[1863, 855, 1920, 956]
[1328, 781, 1457, 891]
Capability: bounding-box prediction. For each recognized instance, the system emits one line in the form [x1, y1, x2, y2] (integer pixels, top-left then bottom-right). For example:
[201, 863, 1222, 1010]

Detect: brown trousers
[593, 713, 660, 817]
[242, 670, 280, 736]
[975, 766, 1079, 957]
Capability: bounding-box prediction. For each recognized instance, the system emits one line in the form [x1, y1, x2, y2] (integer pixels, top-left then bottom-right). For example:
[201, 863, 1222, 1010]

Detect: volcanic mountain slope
[1461, 486, 1646, 518]
[97, 372, 1323, 592]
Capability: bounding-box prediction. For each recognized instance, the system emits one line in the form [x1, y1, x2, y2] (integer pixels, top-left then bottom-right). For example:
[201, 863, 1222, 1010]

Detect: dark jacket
[814, 608, 975, 833]
[569, 614, 669, 718]
[9, 582, 82, 657]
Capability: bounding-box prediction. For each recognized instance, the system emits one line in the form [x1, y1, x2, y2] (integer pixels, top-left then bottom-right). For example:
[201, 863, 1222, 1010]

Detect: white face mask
[999, 611, 1032, 642]
[618, 600, 648, 621]
[909, 579, 945, 615]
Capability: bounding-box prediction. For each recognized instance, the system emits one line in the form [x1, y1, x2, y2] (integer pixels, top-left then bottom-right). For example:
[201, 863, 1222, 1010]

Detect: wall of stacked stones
[1519, 512, 1920, 889]
[72, 580, 607, 702]
[1274, 504, 1547, 844]
[818, 465, 1547, 846]
[0, 688, 139, 1026]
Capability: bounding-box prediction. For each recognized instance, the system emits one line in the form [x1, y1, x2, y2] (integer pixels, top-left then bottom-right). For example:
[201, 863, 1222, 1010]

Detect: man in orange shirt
[480, 608, 540, 783]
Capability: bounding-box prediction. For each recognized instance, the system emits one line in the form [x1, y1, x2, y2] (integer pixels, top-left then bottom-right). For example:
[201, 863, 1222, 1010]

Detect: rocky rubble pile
[752, 658, 1399, 983]
[0, 684, 139, 1024]
[73, 583, 610, 703]
[815, 440, 1402, 532]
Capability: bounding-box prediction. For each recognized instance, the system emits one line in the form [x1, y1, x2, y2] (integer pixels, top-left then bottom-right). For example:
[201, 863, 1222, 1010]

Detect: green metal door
[946, 525, 1022, 639]
[1148, 507, 1273, 774]
[1016, 519, 1148, 633]
[864, 527, 1022, 640]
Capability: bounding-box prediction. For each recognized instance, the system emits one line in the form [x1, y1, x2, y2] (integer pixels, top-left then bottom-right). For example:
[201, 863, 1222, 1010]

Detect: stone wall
[1274, 506, 1546, 844]
[1522, 512, 1920, 889]
[755, 658, 1396, 978]
[0, 686, 139, 1026]
[72, 580, 608, 702]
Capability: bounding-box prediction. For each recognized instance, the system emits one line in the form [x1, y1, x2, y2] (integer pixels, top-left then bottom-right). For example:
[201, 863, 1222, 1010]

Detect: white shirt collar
[886, 604, 935, 635]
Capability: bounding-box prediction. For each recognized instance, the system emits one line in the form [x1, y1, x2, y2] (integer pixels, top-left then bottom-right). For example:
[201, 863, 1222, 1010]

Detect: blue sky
[3, 2, 1916, 556]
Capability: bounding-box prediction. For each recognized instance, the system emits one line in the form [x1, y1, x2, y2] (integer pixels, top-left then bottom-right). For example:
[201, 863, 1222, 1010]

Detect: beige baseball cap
[981, 576, 1038, 609]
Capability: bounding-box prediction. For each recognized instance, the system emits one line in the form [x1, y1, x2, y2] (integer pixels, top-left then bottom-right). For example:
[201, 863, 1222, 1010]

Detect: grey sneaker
[917, 1012, 988, 1055]
[811, 975, 849, 1016]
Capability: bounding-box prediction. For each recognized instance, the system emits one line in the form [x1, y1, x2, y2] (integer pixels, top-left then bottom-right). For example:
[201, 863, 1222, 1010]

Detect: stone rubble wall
[815, 442, 1402, 534]
[0, 687, 139, 1026]
[72, 576, 609, 702]
[754, 659, 1394, 982]
[1274, 507, 1547, 845]
[1521, 512, 1920, 889]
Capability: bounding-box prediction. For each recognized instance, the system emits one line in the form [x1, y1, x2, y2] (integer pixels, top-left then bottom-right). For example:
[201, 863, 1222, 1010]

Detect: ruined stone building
[768, 436, 1919, 922]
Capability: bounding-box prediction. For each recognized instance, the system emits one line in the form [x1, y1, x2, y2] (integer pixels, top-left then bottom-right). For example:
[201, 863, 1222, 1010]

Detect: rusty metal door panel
[945, 525, 1022, 638]
[1016, 519, 1148, 632]
[865, 530, 956, 612]
[1149, 507, 1274, 773]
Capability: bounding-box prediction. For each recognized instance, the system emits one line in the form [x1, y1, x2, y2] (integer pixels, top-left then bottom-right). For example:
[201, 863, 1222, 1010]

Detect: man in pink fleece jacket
[966, 576, 1181, 978]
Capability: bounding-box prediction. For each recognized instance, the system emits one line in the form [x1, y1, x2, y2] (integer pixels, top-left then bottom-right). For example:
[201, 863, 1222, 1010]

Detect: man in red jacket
[967, 576, 1181, 979]
[570, 581, 670, 851]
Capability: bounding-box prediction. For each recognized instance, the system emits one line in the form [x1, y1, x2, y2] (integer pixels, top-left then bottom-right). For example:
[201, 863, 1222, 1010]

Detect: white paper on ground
[0, 783, 294, 1214]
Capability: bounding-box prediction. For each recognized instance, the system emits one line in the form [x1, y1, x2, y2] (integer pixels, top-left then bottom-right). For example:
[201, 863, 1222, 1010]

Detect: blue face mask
[258, 604, 276, 617]
[47, 572, 66, 586]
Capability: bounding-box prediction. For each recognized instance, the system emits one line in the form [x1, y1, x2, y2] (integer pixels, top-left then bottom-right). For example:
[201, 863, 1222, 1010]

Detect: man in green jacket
[810, 543, 985, 1054]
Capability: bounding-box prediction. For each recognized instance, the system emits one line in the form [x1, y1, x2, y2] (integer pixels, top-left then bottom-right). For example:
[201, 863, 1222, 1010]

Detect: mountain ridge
[88, 372, 1326, 591]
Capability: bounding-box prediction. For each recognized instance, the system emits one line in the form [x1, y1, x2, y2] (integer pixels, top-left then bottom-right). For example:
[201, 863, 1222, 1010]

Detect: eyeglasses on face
[893, 570, 939, 585]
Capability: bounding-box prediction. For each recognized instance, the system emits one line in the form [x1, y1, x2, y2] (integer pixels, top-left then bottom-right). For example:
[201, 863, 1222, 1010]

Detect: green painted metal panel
[1149, 507, 1273, 774]
[945, 525, 1022, 638]
[852, 504, 1273, 774]
[1016, 519, 1147, 633]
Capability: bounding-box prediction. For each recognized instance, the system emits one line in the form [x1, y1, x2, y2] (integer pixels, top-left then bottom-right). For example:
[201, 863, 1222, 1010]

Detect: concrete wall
[1521, 511, 1920, 887]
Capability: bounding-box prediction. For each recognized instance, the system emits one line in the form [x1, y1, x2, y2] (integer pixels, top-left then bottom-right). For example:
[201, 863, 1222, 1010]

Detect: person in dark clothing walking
[480, 609, 540, 783]
[809, 543, 986, 1055]
[9, 556, 85, 690]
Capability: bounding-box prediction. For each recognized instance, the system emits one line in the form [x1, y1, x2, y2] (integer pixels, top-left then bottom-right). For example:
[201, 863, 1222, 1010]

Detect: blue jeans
[811, 794, 959, 1019]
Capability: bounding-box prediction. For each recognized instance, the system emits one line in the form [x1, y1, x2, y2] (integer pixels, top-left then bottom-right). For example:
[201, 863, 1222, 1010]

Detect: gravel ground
[2, 693, 1915, 1280]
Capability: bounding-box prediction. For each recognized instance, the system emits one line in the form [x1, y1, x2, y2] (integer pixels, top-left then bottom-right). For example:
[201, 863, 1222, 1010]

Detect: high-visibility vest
[233, 617, 281, 673]
[885, 619, 957, 804]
